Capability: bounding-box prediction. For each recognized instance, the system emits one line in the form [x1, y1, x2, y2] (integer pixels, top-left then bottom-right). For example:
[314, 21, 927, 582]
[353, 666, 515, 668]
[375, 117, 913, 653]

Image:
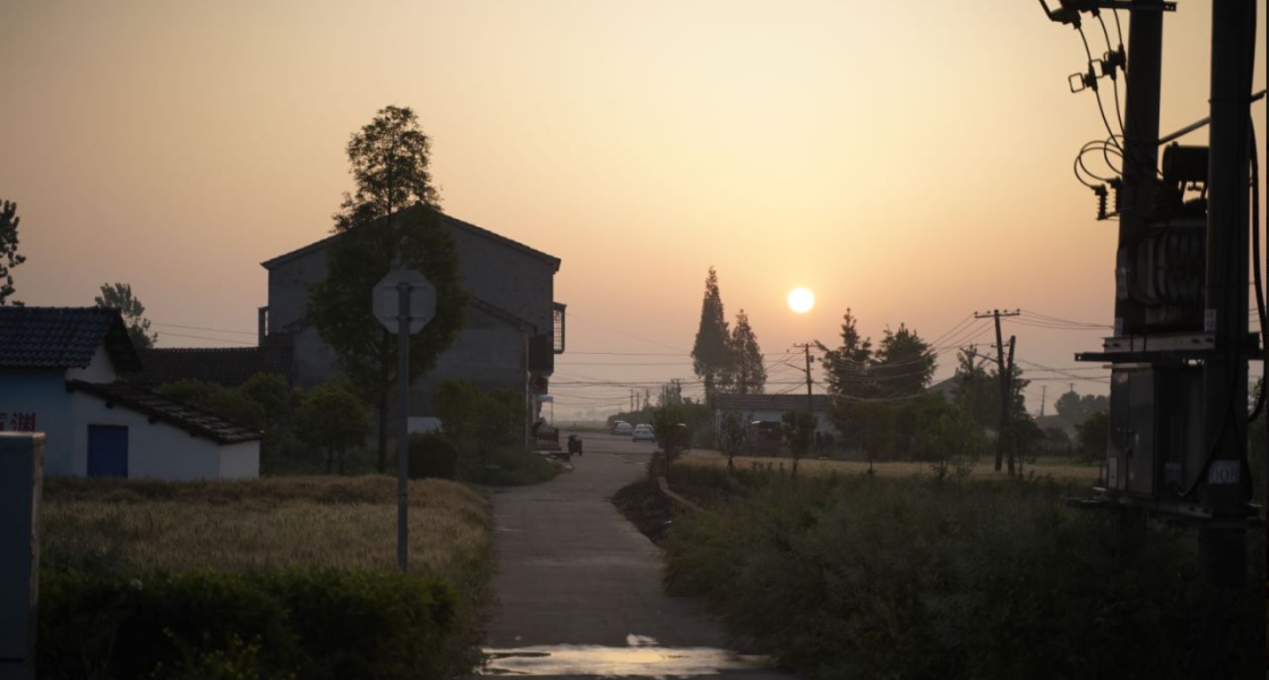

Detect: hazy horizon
[3, 0, 1264, 416]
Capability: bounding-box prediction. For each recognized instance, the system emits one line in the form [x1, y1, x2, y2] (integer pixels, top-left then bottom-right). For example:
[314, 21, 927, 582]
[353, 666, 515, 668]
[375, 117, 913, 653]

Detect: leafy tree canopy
[872, 324, 936, 396]
[309, 105, 466, 473]
[95, 282, 157, 349]
[691, 267, 732, 398]
[726, 309, 766, 395]
[0, 200, 25, 306]
[295, 378, 370, 474]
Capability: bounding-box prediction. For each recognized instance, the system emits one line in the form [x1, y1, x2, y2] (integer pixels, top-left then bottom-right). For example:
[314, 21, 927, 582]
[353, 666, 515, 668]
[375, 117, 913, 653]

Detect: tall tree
[691, 267, 732, 400]
[0, 201, 24, 306]
[309, 105, 466, 474]
[727, 309, 766, 395]
[952, 349, 996, 430]
[95, 283, 157, 349]
[871, 324, 936, 396]
[819, 309, 875, 452]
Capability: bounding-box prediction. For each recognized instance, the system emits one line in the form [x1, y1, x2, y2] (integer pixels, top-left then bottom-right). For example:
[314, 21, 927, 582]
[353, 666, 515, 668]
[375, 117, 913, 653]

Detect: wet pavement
[476, 433, 790, 679]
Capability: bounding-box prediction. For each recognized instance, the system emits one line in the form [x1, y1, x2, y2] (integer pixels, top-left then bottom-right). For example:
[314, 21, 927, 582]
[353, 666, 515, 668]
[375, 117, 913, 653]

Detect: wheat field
[40, 476, 491, 582]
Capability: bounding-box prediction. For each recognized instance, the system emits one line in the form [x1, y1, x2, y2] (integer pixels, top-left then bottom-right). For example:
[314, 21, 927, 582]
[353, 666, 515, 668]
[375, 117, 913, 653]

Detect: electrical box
[1107, 365, 1204, 499]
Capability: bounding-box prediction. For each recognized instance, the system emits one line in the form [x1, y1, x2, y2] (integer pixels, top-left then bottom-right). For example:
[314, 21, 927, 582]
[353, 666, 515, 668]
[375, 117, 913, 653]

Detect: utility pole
[792, 343, 818, 455]
[1200, 0, 1255, 592]
[976, 310, 1019, 472]
[1005, 335, 1017, 476]
[1039, 385, 1047, 418]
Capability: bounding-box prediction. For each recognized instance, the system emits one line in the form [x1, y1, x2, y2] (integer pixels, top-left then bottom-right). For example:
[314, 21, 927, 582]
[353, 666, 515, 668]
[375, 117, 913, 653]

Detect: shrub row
[39, 567, 457, 680]
[663, 474, 1266, 680]
[408, 434, 556, 486]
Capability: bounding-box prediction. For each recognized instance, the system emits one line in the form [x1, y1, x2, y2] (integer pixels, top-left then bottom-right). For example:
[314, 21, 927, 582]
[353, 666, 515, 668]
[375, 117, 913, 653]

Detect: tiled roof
[0, 307, 142, 371]
[127, 338, 291, 387]
[711, 393, 834, 413]
[67, 380, 262, 444]
[260, 207, 561, 271]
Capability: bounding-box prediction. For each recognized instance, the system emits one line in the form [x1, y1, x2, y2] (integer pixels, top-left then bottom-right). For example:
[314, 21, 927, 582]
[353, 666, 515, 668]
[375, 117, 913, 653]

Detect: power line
[152, 321, 258, 336]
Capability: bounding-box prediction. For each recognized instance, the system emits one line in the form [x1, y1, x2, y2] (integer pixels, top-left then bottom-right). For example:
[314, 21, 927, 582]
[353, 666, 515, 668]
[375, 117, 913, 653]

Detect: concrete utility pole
[976, 310, 1019, 472]
[1200, 0, 1256, 590]
[1039, 385, 1047, 418]
[396, 283, 410, 573]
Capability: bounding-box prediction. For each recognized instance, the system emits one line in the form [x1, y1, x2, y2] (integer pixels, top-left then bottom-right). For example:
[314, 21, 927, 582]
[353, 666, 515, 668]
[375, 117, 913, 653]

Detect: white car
[613, 422, 634, 436]
[632, 425, 656, 442]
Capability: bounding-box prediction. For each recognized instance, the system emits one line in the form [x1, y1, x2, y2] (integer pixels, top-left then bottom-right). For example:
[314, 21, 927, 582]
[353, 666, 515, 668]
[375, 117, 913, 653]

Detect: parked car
[613, 422, 634, 436]
[632, 424, 656, 442]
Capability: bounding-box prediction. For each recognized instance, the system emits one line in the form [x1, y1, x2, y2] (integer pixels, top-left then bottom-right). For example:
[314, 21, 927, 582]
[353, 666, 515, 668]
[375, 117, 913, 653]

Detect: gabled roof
[712, 393, 834, 413]
[0, 307, 142, 372]
[260, 208, 561, 272]
[127, 339, 292, 387]
[67, 380, 262, 444]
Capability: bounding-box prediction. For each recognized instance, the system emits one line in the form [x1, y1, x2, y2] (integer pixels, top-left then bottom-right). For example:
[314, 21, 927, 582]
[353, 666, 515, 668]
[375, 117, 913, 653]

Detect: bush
[663, 475, 1266, 680]
[409, 433, 459, 480]
[472, 445, 556, 486]
[38, 567, 458, 680]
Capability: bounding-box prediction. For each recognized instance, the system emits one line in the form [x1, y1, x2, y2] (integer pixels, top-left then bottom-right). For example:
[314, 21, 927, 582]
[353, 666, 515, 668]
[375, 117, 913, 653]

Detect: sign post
[374, 269, 436, 572]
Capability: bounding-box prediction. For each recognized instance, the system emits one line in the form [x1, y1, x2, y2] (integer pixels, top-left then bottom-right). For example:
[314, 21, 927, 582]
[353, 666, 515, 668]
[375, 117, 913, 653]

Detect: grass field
[677, 450, 1102, 483]
[41, 476, 491, 584]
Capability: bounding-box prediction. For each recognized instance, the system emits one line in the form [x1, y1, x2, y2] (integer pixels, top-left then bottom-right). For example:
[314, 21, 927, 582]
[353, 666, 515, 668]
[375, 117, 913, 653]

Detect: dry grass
[678, 451, 1101, 483]
[41, 476, 491, 583]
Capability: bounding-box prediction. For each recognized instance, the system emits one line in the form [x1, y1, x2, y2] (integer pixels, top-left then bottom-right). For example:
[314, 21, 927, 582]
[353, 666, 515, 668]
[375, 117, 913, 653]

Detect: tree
[309, 106, 467, 473]
[336, 105, 440, 229]
[1076, 410, 1110, 463]
[0, 200, 25, 306]
[921, 405, 984, 480]
[295, 379, 370, 474]
[95, 283, 157, 349]
[820, 309, 874, 451]
[718, 411, 749, 475]
[871, 324, 936, 396]
[781, 410, 816, 478]
[240, 373, 296, 464]
[436, 379, 524, 477]
[820, 308, 873, 398]
[727, 309, 766, 395]
[652, 405, 691, 480]
[691, 267, 732, 400]
[951, 349, 996, 430]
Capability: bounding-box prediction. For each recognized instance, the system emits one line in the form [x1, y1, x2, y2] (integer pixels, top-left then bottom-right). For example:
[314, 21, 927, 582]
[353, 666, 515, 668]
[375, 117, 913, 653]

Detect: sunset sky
[2, 1, 1264, 416]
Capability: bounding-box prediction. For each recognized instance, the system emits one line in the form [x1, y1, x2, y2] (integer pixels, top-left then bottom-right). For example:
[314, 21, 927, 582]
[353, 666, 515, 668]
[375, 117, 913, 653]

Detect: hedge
[38, 567, 457, 680]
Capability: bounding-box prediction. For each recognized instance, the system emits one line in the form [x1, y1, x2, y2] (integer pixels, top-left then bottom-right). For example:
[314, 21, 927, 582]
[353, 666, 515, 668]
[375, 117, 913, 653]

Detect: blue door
[87, 425, 129, 478]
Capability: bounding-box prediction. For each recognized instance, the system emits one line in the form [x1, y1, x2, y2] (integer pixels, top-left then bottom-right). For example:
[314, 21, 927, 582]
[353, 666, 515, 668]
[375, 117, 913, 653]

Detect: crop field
[677, 450, 1102, 483]
[40, 475, 491, 583]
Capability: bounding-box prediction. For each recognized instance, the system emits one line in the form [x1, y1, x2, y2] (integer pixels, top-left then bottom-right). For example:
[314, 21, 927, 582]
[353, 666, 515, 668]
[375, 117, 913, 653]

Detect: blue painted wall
[0, 371, 76, 475]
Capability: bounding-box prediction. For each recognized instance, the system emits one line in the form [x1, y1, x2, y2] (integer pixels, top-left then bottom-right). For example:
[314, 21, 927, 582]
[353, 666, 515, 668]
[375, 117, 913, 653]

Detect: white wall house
[0, 307, 261, 479]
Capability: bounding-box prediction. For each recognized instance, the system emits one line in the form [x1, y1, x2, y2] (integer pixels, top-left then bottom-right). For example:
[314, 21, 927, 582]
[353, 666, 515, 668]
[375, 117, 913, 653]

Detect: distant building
[0, 307, 261, 479]
[711, 393, 836, 451]
[257, 208, 565, 419]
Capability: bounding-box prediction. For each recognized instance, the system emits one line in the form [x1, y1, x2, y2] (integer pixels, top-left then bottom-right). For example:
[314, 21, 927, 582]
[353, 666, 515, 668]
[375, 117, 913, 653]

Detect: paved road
[478, 433, 790, 679]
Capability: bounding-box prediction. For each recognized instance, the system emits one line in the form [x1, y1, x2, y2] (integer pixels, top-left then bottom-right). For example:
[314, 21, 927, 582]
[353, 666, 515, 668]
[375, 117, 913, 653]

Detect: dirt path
[477, 433, 790, 678]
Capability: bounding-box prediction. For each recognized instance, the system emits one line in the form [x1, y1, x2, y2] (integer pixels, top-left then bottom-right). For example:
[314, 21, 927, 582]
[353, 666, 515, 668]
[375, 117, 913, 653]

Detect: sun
[787, 287, 815, 314]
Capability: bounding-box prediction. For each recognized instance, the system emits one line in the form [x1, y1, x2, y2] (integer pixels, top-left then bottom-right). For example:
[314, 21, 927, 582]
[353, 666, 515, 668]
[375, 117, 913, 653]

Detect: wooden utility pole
[1005, 335, 1017, 476]
[976, 310, 1019, 472]
[1039, 385, 1047, 418]
[792, 343, 817, 461]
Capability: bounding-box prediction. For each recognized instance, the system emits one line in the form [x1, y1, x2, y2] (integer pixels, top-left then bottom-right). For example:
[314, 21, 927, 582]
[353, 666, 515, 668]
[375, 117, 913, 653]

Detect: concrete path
[477, 433, 790, 679]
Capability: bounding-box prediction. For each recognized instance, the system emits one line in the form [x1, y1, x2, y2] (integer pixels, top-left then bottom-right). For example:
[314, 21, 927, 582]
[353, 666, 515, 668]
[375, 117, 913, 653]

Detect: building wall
[0, 372, 75, 475]
[449, 225, 556, 332]
[267, 219, 549, 416]
[72, 392, 228, 479]
[219, 441, 260, 479]
[65, 346, 118, 384]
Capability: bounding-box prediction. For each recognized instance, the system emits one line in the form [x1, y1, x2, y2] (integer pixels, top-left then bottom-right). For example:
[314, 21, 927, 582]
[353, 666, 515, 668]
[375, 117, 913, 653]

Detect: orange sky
[1, 1, 1264, 415]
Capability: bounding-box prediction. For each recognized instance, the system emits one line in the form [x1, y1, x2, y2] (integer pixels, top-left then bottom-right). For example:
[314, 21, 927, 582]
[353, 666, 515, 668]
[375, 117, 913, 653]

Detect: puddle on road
[478, 639, 771, 677]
